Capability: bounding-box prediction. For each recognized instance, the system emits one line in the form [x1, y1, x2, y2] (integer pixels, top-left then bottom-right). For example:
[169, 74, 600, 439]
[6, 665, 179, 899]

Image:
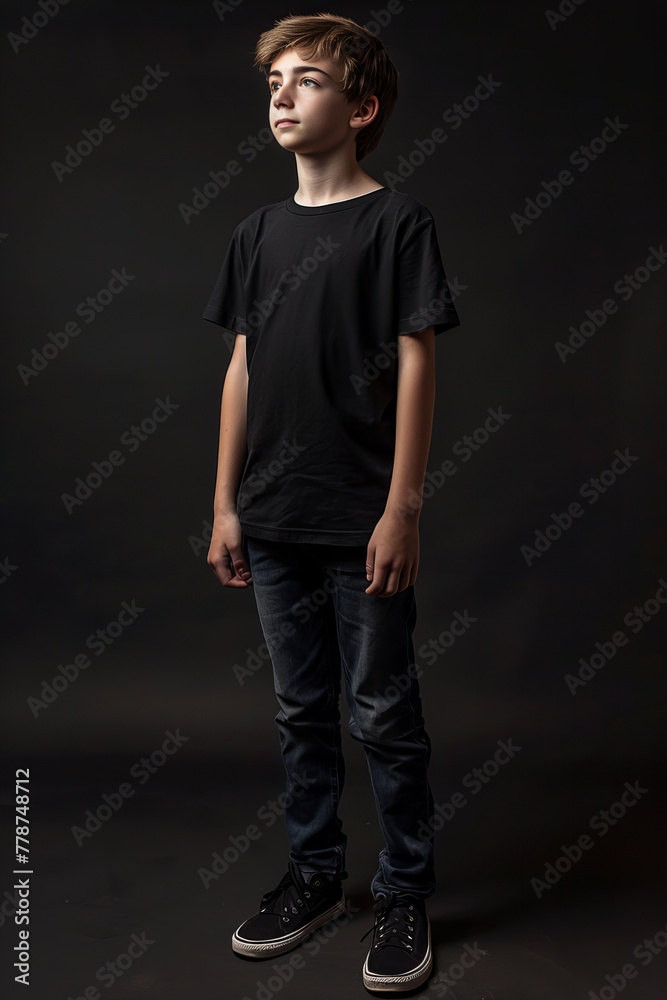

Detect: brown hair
[253, 13, 399, 161]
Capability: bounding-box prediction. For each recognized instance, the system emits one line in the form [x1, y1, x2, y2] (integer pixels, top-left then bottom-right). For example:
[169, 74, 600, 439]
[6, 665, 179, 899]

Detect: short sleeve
[202, 230, 247, 334]
[395, 214, 461, 336]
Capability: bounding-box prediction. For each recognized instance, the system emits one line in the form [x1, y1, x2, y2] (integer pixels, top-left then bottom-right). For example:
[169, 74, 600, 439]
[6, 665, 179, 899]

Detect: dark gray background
[1, 2, 665, 998]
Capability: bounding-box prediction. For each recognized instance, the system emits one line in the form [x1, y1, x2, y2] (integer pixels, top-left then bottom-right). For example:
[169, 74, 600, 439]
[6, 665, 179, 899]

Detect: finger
[233, 559, 253, 584]
[365, 562, 388, 596]
[208, 548, 252, 587]
[383, 568, 401, 596]
[393, 565, 412, 594]
[365, 545, 375, 581]
[212, 560, 252, 588]
[225, 544, 251, 580]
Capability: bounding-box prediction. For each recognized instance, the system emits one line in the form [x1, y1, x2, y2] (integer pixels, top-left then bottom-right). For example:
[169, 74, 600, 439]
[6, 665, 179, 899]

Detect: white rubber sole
[232, 895, 347, 958]
[362, 922, 432, 992]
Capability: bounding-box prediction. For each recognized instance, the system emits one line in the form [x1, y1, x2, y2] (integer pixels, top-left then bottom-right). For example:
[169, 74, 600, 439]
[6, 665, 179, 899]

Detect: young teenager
[204, 13, 460, 992]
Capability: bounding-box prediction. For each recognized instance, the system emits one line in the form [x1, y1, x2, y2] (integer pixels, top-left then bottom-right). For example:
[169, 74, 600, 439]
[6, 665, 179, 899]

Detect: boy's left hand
[365, 508, 419, 597]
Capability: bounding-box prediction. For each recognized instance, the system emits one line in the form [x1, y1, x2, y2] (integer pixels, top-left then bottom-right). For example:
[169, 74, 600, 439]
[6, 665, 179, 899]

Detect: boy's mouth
[276, 119, 299, 128]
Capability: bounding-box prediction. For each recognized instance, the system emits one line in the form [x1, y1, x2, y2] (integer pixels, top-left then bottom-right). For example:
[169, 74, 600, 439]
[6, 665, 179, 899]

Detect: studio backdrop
[1, 2, 665, 998]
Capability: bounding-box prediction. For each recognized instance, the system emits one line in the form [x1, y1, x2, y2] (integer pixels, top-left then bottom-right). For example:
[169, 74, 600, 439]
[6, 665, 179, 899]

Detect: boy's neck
[292, 155, 383, 207]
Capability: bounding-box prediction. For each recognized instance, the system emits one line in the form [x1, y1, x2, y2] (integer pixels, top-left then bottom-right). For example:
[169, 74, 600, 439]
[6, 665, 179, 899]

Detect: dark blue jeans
[244, 534, 436, 900]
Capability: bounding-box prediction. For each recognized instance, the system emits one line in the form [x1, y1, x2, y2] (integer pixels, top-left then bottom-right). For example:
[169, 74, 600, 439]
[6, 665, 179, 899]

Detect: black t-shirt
[203, 186, 461, 545]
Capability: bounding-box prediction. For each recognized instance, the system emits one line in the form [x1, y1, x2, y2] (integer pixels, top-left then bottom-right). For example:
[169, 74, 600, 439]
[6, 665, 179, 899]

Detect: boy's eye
[269, 78, 318, 92]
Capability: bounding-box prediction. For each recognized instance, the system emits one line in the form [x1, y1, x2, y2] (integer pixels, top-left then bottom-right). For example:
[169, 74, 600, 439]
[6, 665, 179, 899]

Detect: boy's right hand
[207, 511, 253, 588]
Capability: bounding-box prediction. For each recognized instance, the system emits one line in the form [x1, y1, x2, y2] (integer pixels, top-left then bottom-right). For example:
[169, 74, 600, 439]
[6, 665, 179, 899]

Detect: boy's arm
[365, 326, 436, 597]
[207, 333, 253, 588]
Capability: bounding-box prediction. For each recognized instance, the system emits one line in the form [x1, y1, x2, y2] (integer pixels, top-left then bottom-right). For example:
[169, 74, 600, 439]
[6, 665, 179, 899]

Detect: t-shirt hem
[398, 312, 461, 336]
[241, 521, 371, 546]
[202, 310, 246, 332]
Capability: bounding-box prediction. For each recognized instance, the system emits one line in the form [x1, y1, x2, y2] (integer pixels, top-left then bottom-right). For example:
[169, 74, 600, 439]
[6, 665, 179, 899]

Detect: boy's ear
[350, 95, 379, 129]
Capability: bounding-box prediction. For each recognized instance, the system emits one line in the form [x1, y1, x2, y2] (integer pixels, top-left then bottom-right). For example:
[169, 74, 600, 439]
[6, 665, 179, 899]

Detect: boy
[203, 13, 460, 994]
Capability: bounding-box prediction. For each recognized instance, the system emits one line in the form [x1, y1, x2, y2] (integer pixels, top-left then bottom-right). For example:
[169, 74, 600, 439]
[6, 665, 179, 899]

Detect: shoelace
[360, 892, 417, 953]
[258, 861, 343, 925]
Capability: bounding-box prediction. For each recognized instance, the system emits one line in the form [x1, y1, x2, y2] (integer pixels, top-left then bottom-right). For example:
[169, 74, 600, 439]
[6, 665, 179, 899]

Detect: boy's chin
[273, 132, 301, 147]
[277, 137, 314, 154]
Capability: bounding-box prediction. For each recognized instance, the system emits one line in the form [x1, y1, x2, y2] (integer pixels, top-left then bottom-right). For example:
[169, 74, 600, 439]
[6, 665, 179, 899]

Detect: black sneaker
[232, 861, 347, 958]
[361, 892, 432, 992]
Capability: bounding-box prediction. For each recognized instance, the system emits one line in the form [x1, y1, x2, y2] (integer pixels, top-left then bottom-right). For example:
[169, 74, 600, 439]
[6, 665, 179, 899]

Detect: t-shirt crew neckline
[286, 187, 389, 215]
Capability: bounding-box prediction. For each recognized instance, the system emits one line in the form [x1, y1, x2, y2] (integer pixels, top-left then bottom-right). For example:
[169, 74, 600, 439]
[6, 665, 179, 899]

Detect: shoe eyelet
[304, 891, 310, 898]
[282, 916, 289, 922]
[291, 906, 298, 913]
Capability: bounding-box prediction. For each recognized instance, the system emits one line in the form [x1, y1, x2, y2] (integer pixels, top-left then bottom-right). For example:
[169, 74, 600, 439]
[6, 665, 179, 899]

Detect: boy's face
[267, 46, 377, 157]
